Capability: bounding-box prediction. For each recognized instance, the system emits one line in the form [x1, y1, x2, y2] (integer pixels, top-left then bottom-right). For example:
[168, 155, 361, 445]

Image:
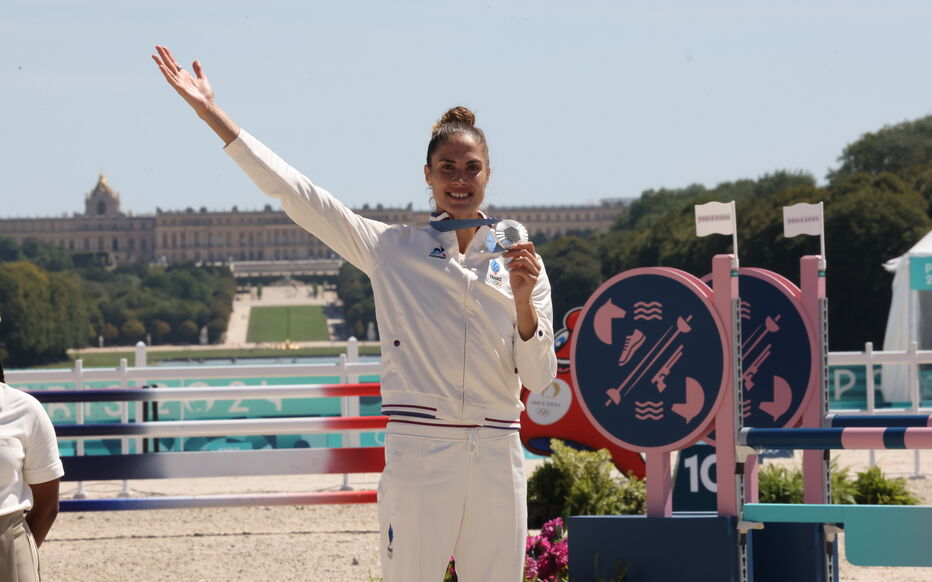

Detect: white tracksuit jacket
[225, 130, 558, 427]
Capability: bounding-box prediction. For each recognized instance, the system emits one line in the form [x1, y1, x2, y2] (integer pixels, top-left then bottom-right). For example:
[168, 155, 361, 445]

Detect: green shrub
[830, 463, 857, 505]
[526, 439, 645, 526]
[758, 461, 916, 505]
[852, 466, 919, 505]
[527, 458, 566, 507]
[758, 463, 804, 504]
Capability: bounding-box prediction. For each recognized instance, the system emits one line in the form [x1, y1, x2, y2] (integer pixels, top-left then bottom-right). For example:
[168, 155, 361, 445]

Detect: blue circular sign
[571, 268, 728, 452]
[703, 268, 815, 438]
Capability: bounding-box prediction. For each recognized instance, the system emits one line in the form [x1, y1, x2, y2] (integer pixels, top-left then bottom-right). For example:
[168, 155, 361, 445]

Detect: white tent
[880, 229, 932, 402]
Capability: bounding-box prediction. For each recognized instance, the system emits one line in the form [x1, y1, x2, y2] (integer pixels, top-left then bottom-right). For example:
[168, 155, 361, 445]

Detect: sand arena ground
[39, 450, 932, 582]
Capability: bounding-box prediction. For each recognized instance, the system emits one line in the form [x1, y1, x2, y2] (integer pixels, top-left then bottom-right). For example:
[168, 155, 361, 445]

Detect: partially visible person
[0, 357, 64, 581]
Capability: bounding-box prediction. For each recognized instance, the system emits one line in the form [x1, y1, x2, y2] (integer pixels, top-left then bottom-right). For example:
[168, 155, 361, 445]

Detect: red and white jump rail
[53, 413, 387, 440]
[27, 380, 388, 512]
[6, 338, 380, 498]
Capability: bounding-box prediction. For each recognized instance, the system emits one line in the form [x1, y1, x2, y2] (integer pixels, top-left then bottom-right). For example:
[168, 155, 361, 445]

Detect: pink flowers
[524, 517, 569, 582]
[445, 517, 569, 582]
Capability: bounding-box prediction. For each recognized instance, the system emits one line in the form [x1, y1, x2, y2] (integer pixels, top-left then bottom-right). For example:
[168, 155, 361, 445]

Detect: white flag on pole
[783, 202, 823, 237]
[695, 201, 735, 237]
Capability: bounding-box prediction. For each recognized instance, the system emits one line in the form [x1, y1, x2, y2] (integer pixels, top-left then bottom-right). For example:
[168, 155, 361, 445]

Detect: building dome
[84, 173, 123, 217]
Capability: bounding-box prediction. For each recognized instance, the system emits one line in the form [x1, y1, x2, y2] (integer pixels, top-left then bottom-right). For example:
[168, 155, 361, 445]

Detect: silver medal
[494, 219, 528, 250]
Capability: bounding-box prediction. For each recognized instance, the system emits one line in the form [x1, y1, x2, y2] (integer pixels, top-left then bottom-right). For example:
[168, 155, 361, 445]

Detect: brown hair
[426, 106, 489, 166]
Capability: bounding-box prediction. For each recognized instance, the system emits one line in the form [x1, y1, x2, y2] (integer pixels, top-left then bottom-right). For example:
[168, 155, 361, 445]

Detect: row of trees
[336, 263, 376, 340]
[540, 116, 932, 350]
[0, 239, 235, 366]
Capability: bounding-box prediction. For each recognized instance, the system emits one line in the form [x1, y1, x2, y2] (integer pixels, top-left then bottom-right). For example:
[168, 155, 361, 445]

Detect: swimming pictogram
[633, 301, 663, 320]
[634, 400, 664, 420]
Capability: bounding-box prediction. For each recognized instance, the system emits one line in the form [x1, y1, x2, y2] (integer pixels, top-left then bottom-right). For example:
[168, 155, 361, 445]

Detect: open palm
[152, 45, 215, 112]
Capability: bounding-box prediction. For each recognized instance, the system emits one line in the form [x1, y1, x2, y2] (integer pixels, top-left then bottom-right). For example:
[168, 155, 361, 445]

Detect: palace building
[0, 175, 627, 264]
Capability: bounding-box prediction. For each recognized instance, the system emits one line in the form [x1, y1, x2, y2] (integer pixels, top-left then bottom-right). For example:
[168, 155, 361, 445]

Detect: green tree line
[336, 263, 376, 340]
[539, 115, 932, 350]
[0, 241, 235, 366]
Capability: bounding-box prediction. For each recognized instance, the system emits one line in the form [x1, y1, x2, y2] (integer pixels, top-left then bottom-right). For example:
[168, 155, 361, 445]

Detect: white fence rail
[828, 341, 932, 475]
[5, 338, 380, 497]
[6, 339, 930, 485]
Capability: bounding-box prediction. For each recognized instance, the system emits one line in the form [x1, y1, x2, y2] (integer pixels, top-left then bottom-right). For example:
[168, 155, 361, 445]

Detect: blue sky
[3, 1, 931, 218]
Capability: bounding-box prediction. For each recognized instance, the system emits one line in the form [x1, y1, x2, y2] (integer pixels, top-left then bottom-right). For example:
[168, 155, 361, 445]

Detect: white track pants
[378, 422, 527, 582]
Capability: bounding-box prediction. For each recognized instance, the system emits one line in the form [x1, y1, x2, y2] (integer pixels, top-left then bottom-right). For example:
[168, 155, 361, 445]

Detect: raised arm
[152, 45, 240, 145]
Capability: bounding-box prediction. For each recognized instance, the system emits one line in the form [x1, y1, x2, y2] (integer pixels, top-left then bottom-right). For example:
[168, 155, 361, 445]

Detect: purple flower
[526, 534, 541, 553]
[523, 554, 539, 581]
[536, 553, 557, 580]
[525, 521, 569, 581]
[551, 540, 569, 569]
[541, 517, 565, 541]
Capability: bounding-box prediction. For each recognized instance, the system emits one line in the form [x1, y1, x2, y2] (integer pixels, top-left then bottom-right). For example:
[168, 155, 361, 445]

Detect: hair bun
[431, 106, 476, 136]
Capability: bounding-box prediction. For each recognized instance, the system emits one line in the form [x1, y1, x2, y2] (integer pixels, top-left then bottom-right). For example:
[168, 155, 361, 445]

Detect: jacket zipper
[460, 252, 469, 422]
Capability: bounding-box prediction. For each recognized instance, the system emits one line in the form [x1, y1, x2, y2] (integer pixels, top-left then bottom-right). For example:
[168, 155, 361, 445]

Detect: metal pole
[134, 342, 147, 456]
[339, 339, 359, 491]
[119, 359, 131, 497]
[73, 359, 86, 500]
[909, 341, 924, 478]
[865, 342, 876, 468]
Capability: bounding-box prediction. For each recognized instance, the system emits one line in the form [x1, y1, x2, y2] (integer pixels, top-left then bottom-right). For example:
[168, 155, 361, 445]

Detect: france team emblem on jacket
[387, 524, 394, 559]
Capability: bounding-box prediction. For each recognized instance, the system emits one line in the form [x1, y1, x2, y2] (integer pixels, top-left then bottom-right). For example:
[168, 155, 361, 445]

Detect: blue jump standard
[567, 515, 747, 582]
[568, 514, 838, 582]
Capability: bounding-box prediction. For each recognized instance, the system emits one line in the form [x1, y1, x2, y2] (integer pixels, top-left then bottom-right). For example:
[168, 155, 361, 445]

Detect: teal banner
[20, 373, 383, 455]
[910, 256, 932, 290]
[829, 366, 932, 409]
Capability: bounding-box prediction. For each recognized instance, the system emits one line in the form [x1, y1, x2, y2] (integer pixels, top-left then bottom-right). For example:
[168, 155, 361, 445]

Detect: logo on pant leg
[387, 524, 394, 559]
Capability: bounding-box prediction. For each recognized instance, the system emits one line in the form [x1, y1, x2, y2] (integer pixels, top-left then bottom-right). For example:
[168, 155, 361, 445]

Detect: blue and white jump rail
[826, 413, 932, 428]
[739, 426, 932, 450]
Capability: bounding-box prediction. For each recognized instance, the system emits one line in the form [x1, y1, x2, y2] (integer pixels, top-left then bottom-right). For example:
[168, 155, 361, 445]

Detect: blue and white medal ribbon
[428, 216, 498, 232]
[429, 215, 528, 252]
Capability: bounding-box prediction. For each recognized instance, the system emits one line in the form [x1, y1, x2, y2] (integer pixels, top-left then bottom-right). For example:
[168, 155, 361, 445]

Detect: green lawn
[246, 305, 330, 343]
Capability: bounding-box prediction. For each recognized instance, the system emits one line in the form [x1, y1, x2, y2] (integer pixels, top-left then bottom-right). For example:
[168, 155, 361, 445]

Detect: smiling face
[424, 133, 490, 220]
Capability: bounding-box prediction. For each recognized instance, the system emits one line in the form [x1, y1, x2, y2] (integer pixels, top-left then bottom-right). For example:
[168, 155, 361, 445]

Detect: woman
[0, 359, 64, 581]
[152, 45, 557, 582]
